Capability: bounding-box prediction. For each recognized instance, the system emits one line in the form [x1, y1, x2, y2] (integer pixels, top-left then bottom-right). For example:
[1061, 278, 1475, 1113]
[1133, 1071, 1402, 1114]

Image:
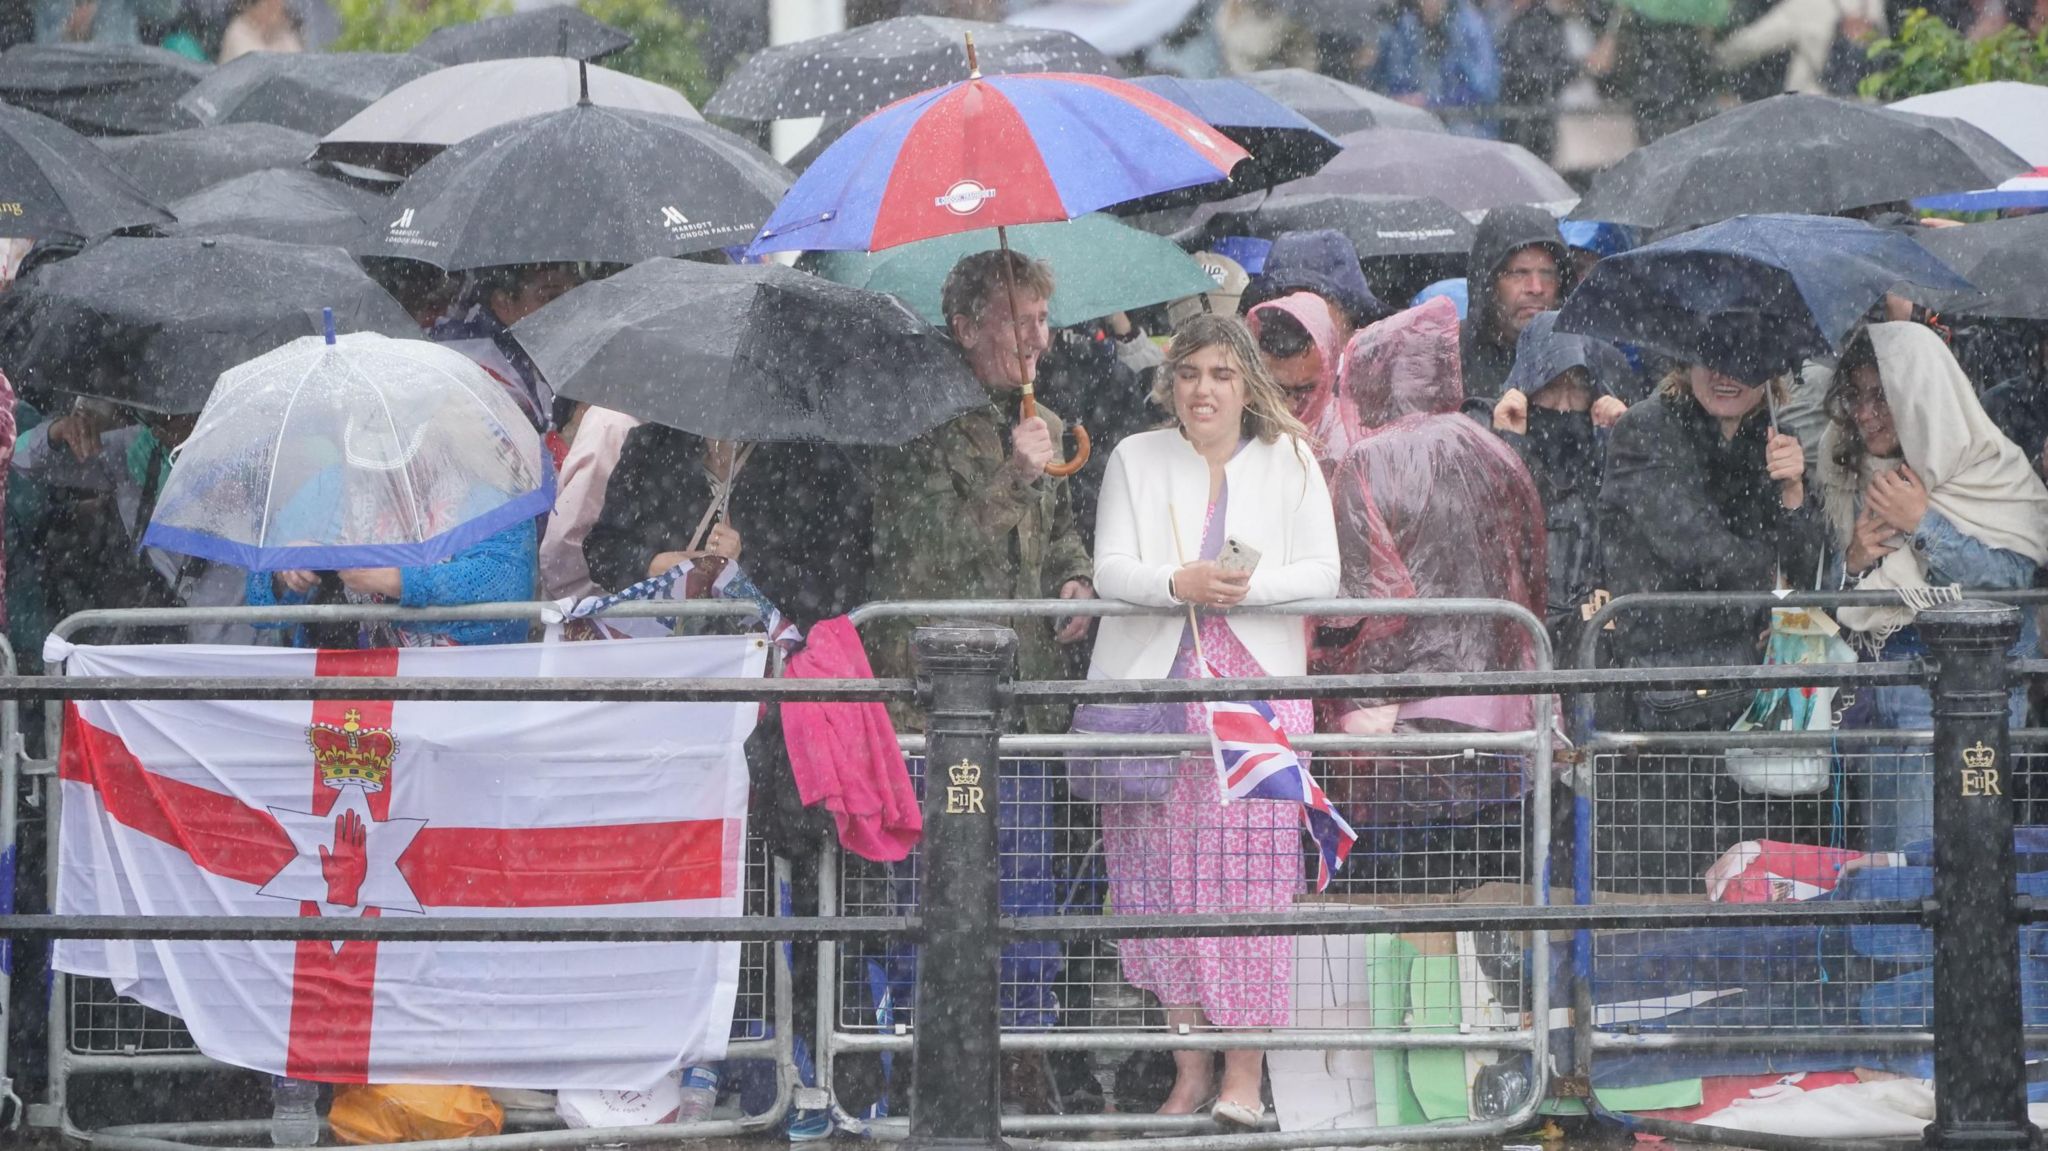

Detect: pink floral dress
[1097, 490, 1307, 1028]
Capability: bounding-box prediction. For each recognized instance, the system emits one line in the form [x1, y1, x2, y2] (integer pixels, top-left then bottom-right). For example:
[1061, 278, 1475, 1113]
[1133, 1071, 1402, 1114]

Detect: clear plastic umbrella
[144, 329, 552, 573]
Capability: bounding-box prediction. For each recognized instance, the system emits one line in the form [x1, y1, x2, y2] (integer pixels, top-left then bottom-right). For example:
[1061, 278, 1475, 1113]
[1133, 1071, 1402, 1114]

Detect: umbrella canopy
[0, 43, 208, 137]
[807, 213, 1215, 328]
[164, 168, 381, 249]
[144, 331, 551, 572]
[703, 15, 1114, 122]
[1284, 127, 1575, 215]
[412, 8, 634, 65]
[363, 100, 790, 269]
[313, 57, 700, 177]
[1005, 0, 1204, 56]
[1570, 94, 2029, 231]
[749, 71, 1248, 255]
[1178, 188, 1474, 259]
[177, 51, 442, 137]
[512, 258, 985, 444]
[1234, 68, 1445, 136]
[1115, 75, 1340, 213]
[1914, 215, 2048, 321]
[0, 102, 172, 241]
[1613, 0, 1729, 25]
[1556, 214, 1975, 381]
[97, 122, 318, 203]
[1890, 82, 2048, 212]
[11, 235, 421, 413]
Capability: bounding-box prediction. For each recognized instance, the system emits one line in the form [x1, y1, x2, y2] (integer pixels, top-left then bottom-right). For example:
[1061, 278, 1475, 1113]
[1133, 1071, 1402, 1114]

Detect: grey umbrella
[0, 102, 171, 241]
[1286, 127, 1575, 214]
[0, 43, 209, 137]
[177, 51, 442, 137]
[165, 168, 381, 250]
[1915, 215, 2048, 321]
[313, 56, 701, 177]
[412, 8, 634, 65]
[1179, 188, 1475, 259]
[1235, 68, 1444, 136]
[97, 122, 318, 203]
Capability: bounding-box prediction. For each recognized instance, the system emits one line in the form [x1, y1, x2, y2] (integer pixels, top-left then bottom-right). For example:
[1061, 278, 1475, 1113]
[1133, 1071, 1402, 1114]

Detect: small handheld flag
[1201, 658, 1355, 890]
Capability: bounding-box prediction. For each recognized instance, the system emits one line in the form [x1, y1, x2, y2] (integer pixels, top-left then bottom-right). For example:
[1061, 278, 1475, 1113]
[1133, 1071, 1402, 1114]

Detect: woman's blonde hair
[1153, 313, 1315, 447]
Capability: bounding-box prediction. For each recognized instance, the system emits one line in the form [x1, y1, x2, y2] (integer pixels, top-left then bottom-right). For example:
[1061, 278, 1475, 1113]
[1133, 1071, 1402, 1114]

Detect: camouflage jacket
[866, 397, 1093, 733]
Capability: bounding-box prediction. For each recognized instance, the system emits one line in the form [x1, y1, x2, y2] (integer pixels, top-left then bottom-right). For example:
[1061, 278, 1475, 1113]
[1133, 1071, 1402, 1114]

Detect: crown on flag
[307, 710, 398, 792]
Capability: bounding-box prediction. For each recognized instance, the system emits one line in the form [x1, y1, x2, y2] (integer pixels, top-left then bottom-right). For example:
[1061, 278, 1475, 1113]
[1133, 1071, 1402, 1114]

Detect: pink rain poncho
[1247, 292, 1358, 465]
[1318, 297, 1548, 825]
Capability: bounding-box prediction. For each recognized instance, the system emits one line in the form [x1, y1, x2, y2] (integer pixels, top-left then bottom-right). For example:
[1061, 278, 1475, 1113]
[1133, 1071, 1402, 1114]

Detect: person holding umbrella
[431, 262, 593, 433]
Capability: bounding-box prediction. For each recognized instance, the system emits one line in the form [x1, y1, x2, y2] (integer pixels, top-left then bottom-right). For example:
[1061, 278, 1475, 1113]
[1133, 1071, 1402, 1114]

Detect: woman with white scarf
[1821, 322, 2048, 851]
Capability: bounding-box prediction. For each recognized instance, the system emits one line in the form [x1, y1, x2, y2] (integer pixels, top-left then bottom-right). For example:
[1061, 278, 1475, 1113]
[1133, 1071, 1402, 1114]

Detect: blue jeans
[1864, 681, 2028, 852]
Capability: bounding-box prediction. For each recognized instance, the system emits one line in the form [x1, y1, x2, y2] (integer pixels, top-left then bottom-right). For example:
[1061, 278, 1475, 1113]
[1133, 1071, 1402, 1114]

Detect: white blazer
[1088, 428, 1340, 680]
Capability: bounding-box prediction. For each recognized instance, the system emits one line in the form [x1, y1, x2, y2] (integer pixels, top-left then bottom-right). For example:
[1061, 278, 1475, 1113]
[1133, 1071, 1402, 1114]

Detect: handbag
[1066, 702, 1179, 803]
[1725, 604, 1856, 797]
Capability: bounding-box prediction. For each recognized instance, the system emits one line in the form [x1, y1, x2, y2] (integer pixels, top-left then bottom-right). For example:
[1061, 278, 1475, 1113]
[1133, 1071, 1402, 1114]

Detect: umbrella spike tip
[964, 31, 979, 79]
[577, 58, 591, 105]
[323, 307, 336, 345]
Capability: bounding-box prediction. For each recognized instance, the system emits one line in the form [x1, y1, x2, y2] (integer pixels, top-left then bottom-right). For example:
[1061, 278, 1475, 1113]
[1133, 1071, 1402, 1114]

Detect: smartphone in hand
[1217, 537, 1262, 576]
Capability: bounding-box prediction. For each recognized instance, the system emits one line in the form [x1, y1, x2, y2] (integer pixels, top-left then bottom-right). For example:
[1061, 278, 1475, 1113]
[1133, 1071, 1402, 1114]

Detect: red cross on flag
[53, 634, 765, 1090]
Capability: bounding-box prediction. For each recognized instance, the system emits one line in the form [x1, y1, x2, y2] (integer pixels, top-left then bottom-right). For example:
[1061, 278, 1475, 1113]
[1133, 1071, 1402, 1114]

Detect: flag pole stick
[1168, 502, 1207, 669]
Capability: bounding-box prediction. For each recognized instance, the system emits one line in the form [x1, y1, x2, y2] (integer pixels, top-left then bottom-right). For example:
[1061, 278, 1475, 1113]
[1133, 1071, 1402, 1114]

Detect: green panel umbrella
[1615, 0, 1730, 26]
[805, 213, 1215, 330]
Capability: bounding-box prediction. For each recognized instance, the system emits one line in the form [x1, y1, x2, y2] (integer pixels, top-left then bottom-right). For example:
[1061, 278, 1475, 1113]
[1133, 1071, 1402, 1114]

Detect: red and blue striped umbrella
[747, 69, 1250, 257]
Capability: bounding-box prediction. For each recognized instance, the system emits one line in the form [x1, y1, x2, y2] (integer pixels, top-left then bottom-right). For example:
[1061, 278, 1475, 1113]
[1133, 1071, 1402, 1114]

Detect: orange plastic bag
[329, 1084, 504, 1144]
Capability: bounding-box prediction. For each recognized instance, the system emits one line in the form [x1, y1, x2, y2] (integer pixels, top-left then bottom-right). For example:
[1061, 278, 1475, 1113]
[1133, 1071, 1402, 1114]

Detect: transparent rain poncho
[144, 332, 551, 573]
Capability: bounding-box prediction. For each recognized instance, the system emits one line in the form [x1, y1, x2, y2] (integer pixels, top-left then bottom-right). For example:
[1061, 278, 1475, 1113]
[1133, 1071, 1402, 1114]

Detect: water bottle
[675, 1064, 720, 1122]
[269, 1076, 320, 1147]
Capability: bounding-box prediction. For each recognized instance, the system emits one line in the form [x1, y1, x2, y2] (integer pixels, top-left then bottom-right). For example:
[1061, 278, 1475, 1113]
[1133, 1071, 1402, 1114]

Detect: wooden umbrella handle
[1018, 387, 1090, 477]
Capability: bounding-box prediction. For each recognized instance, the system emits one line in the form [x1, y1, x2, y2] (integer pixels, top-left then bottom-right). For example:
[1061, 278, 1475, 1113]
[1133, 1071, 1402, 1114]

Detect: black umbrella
[313, 56, 701, 177]
[0, 103, 171, 241]
[0, 43, 208, 137]
[164, 168, 380, 249]
[1114, 75, 1340, 214]
[1570, 94, 2031, 232]
[362, 96, 789, 270]
[97, 122, 317, 203]
[1235, 68, 1444, 136]
[412, 8, 634, 65]
[1178, 188, 1475, 259]
[703, 15, 1114, 122]
[1915, 216, 2048, 321]
[11, 235, 420, 413]
[510, 258, 983, 444]
[177, 51, 442, 137]
[1286, 127, 1575, 214]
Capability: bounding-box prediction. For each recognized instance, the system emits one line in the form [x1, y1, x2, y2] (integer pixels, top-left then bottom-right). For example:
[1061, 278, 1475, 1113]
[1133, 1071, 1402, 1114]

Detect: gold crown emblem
[307, 710, 398, 792]
[948, 761, 982, 786]
[1964, 741, 1997, 770]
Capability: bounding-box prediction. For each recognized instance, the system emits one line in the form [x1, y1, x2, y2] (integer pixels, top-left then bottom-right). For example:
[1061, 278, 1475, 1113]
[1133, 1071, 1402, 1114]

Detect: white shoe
[1211, 1099, 1264, 1129]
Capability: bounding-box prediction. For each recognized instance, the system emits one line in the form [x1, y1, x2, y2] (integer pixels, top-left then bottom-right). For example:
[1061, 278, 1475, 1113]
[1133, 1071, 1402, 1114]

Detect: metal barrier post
[1921, 601, 2037, 1151]
[907, 624, 1016, 1151]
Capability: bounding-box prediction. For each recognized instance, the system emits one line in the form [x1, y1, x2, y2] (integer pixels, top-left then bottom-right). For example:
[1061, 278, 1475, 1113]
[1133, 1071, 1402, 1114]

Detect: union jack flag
[1202, 660, 1356, 891]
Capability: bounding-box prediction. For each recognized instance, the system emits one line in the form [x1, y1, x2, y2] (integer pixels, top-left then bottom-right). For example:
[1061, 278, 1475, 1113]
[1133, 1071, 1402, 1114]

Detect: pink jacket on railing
[781, 616, 922, 862]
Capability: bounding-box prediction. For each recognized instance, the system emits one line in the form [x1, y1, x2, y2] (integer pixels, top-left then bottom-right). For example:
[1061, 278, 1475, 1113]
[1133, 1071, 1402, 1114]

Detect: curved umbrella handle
[1044, 425, 1090, 477]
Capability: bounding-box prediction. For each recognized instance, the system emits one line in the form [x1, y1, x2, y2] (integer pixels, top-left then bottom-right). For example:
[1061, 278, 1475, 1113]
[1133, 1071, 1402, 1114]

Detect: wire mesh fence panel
[837, 750, 1536, 1038]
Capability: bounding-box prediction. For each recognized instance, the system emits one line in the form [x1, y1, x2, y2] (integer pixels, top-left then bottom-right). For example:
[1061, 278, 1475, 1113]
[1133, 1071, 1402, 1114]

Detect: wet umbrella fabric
[0, 103, 172, 241]
[806, 213, 1214, 329]
[97, 122, 318, 203]
[165, 168, 380, 249]
[313, 57, 701, 177]
[1234, 68, 1445, 136]
[1889, 83, 2048, 212]
[11, 235, 421, 414]
[1556, 214, 1975, 382]
[748, 71, 1248, 255]
[1286, 128, 1575, 215]
[177, 51, 441, 137]
[1179, 188, 1474, 259]
[510, 258, 984, 445]
[0, 43, 208, 137]
[1569, 94, 2029, 231]
[1915, 215, 2048, 321]
[144, 332, 551, 573]
[1115, 75, 1340, 213]
[412, 8, 634, 65]
[364, 104, 790, 269]
[703, 15, 1114, 122]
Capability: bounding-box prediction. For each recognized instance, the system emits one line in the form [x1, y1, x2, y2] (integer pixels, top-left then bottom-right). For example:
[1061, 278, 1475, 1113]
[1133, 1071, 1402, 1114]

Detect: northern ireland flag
[53, 634, 765, 1090]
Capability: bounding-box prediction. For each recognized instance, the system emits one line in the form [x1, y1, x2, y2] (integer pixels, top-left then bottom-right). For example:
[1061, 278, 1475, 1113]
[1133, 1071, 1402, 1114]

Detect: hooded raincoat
[1322, 297, 1549, 825]
[1248, 292, 1357, 467]
[1462, 206, 1569, 406]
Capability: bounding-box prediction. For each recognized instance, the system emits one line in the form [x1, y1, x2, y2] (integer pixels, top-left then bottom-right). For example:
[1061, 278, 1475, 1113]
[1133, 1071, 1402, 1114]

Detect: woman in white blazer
[1083, 314, 1339, 1125]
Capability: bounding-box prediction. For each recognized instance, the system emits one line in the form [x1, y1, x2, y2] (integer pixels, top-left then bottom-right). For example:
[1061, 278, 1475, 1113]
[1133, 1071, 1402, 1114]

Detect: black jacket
[1462, 205, 1568, 405]
[1597, 391, 1824, 670]
[583, 423, 873, 629]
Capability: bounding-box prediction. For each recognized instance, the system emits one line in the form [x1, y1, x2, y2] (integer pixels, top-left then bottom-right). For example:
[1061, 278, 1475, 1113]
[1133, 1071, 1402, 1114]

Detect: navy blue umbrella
[1556, 214, 1975, 383]
[1115, 75, 1341, 214]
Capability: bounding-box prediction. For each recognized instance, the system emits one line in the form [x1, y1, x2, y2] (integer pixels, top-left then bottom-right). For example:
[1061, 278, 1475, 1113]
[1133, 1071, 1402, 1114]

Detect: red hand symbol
[320, 809, 369, 907]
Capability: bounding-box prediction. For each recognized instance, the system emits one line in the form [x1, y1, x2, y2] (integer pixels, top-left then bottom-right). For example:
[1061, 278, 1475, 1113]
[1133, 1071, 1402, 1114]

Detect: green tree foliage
[333, 0, 712, 106]
[1860, 8, 2048, 100]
